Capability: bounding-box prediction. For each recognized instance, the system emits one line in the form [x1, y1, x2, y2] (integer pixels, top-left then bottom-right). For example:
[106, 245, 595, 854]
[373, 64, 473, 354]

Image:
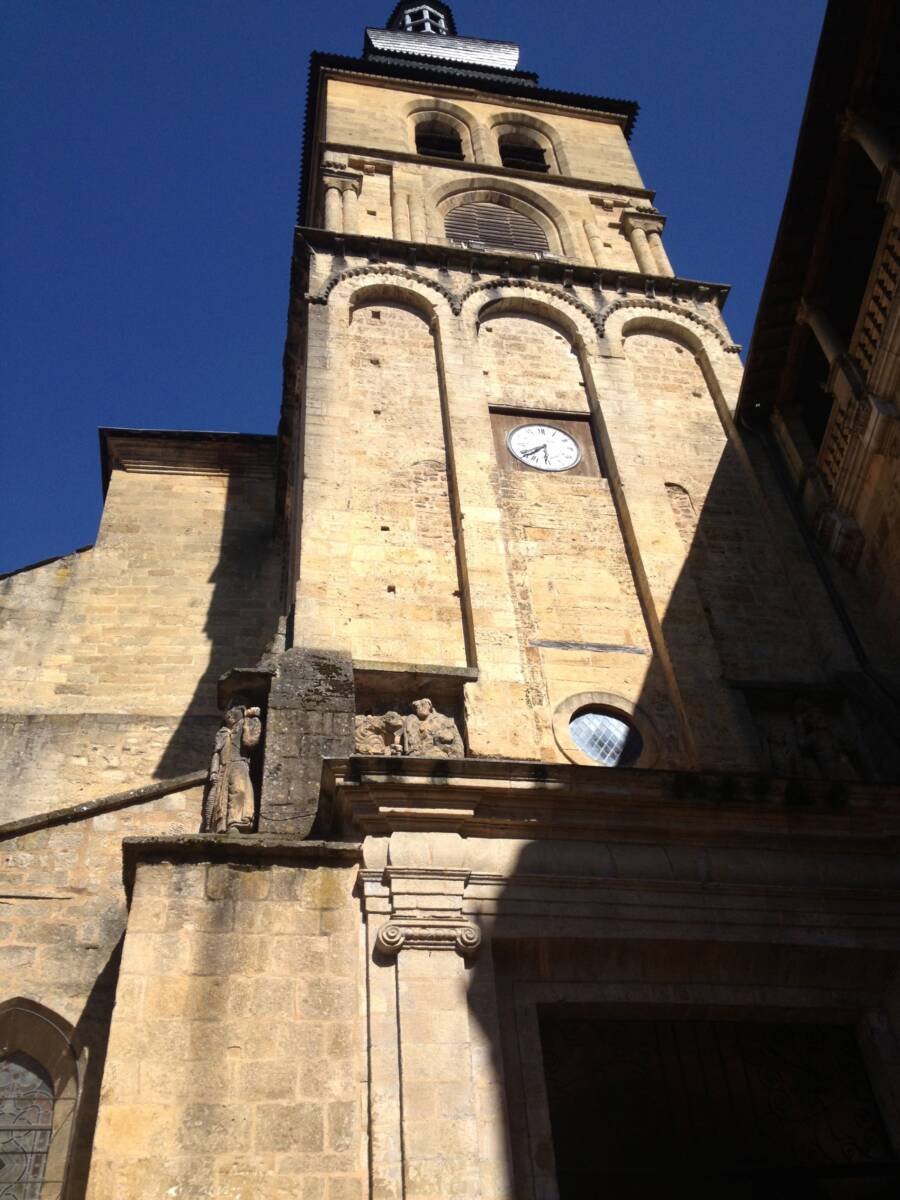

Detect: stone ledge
[322, 756, 900, 848]
[121, 834, 363, 898]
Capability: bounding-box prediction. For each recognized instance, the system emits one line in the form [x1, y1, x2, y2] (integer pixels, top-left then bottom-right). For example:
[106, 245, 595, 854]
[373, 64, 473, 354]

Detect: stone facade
[2, 3, 900, 1198]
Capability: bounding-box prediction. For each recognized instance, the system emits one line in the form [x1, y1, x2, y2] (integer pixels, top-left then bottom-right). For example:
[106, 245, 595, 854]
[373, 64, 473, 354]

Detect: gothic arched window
[0, 1052, 54, 1197]
[445, 201, 549, 254]
[415, 119, 464, 161]
[498, 133, 549, 173]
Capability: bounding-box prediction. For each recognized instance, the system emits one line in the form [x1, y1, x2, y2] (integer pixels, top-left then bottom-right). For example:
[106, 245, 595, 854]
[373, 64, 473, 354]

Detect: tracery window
[0, 1053, 54, 1200]
[445, 200, 549, 254]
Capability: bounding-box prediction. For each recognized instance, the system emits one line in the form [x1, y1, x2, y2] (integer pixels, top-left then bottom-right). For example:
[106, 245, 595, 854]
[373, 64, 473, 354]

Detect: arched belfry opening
[499, 132, 550, 172]
[445, 199, 549, 253]
[415, 117, 464, 160]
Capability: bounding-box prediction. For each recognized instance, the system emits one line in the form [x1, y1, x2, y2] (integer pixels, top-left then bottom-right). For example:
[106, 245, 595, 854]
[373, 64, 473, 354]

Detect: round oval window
[568, 708, 643, 766]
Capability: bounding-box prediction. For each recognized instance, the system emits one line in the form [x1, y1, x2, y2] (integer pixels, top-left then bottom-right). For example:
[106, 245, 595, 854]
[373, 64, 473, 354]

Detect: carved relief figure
[403, 698, 464, 758]
[354, 712, 404, 756]
[352, 699, 464, 758]
[793, 700, 858, 781]
[203, 703, 262, 833]
[761, 715, 797, 777]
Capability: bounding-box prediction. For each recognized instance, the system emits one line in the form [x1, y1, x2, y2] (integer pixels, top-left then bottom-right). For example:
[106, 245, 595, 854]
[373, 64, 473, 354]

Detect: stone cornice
[296, 226, 732, 309]
[322, 755, 900, 851]
[121, 835, 363, 899]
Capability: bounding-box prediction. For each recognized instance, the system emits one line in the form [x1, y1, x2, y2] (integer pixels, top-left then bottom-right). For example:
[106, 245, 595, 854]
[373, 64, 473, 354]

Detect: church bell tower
[270, 0, 752, 812]
[14, 5, 895, 1198]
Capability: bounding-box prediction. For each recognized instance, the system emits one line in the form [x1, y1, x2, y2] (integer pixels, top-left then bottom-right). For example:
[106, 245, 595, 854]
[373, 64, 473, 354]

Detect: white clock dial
[506, 423, 582, 472]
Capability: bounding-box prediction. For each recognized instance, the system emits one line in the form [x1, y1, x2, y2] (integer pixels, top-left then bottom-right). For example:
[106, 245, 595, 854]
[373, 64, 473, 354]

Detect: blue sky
[1, 0, 826, 574]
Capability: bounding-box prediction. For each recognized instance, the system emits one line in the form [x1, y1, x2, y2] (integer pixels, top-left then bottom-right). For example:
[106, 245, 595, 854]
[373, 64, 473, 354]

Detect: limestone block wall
[292, 252, 864, 771]
[0, 434, 282, 820]
[0, 790, 205, 1195]
[324, 77, 645, 187]
[316, 76, 648, 271]
[86, 846, 365, 1200]
[346, 300, 466, 666]
[620, 329, 821, 682]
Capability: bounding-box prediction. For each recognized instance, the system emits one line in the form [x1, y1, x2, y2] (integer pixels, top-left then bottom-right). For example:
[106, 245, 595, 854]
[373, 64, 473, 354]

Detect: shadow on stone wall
[463, 414, 900, 1197]
[66, 937, 123, 1200]
[153, 465, 284, 802]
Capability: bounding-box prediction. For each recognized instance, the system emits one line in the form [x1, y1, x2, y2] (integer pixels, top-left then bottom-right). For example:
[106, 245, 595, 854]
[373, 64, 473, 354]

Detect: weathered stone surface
[86, 852, 364, 1198]
[202, 704, 263, 833]
[353, 699, 464, 758]
[259, 648, 355, 836]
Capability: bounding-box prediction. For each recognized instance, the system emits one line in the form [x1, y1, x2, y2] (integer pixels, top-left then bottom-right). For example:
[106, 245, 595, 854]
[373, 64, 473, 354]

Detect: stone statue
[762, 716, 797, 776]
[402, 698, 464, 759]
[203, 703, 262, 833]
[793, 700, 858, 781]
[354, 712, 404, 756]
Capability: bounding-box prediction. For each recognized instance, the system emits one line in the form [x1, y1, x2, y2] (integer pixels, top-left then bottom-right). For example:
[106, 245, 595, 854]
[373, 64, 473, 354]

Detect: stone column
[472, 124, 491, 165]
[584, 219, 605, 267]
[647, 229, 675, 276]
[392, 184, 412, 241]
[629, 225, 656, 273]
[324, 183, 343, 232]
[622, 210, 671, 276]
[408, 191, 428, 243]
[341, 183, 360, 235]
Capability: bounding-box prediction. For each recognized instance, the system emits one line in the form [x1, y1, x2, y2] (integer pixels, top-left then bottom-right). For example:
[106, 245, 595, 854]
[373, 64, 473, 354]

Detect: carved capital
[375, 918, 482, 958]
[621, 209, 665, 236]
[322, 173, 362, 195]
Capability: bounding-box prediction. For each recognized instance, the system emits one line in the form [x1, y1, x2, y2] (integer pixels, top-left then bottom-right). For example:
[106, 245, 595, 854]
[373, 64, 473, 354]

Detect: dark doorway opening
[540, 1016, 898, 1199]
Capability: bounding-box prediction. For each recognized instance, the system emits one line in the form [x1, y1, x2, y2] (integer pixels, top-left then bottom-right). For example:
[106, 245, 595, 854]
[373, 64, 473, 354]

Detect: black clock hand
[521, 443, 546, 458]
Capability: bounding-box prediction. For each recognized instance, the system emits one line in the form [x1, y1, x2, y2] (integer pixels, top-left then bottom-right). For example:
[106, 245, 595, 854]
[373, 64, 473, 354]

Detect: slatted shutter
[444, 201, 549, 253]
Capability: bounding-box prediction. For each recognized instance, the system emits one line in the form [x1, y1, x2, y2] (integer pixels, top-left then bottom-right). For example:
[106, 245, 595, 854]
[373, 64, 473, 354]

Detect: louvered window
[499, 139, 549, 173]
[445, 202, 549, 254]
[416, 122, 464, 161]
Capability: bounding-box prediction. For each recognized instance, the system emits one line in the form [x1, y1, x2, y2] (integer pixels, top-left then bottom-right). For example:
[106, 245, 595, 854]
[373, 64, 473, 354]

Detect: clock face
[506, 423, 582, 472]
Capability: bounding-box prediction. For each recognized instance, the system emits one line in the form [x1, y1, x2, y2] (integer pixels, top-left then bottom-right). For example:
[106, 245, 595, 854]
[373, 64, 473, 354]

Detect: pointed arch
[0, 997, 84, 1199]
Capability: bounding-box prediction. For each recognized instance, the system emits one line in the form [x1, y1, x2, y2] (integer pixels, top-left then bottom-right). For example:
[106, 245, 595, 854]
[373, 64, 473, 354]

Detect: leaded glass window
[569, 709, 643, 766]
[0, 1054, 53, 1200]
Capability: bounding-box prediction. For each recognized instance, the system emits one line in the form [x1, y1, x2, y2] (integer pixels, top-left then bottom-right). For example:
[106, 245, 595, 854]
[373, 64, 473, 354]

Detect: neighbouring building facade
[2, 3, 900, 1198]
